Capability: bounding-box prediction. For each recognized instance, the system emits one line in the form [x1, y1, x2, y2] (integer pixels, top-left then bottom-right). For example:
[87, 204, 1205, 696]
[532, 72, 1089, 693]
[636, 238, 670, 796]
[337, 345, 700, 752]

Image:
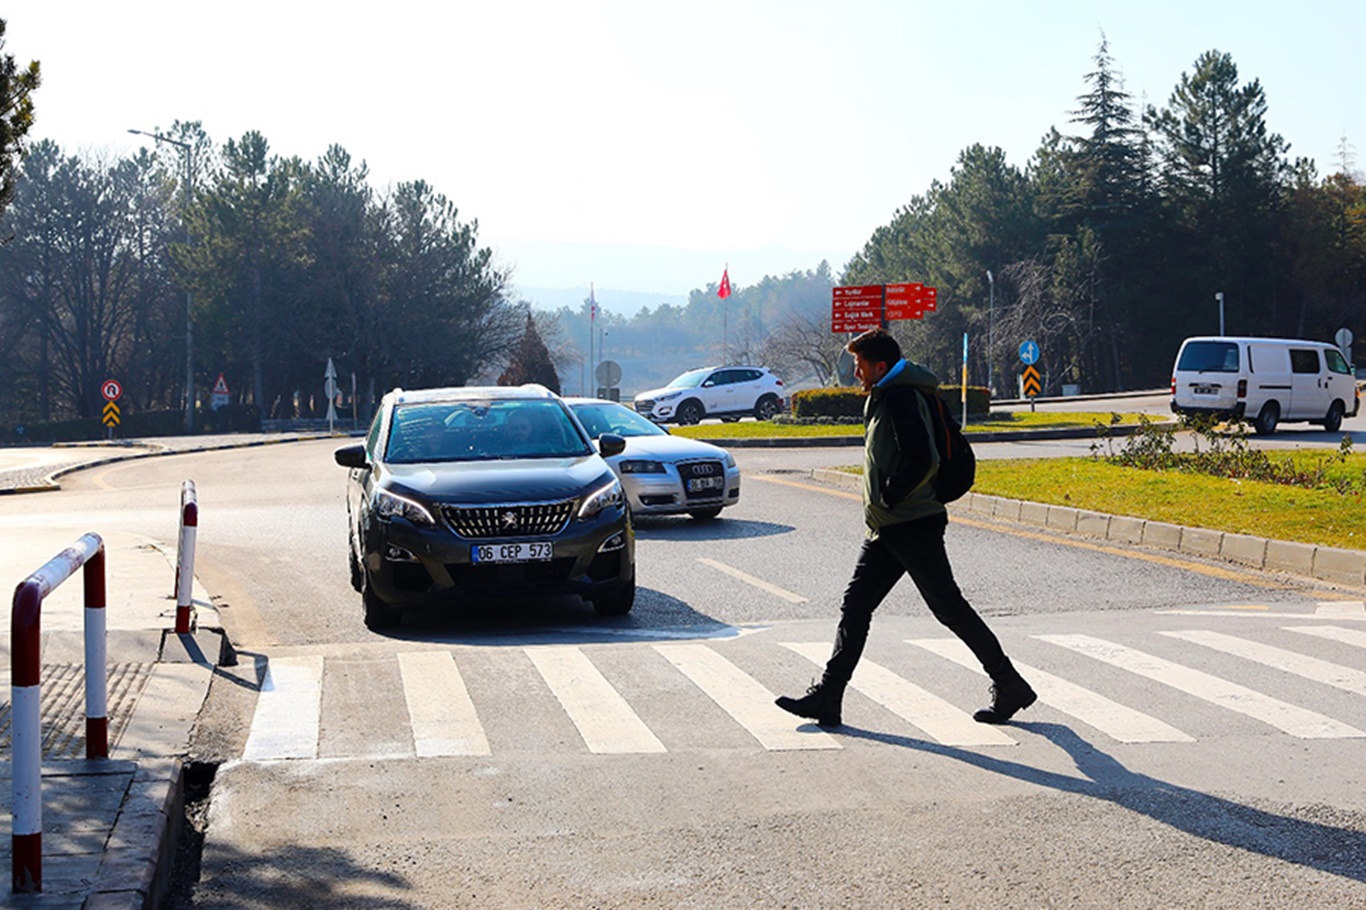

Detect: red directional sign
[831, 285, 884, 333]
[885, 282, 924, 320]
[101, 379, 123, 402]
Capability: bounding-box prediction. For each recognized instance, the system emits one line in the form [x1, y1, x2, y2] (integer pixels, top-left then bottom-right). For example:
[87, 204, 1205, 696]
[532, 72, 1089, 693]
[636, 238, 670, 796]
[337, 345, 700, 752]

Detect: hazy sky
[8, 2, 1361, 309]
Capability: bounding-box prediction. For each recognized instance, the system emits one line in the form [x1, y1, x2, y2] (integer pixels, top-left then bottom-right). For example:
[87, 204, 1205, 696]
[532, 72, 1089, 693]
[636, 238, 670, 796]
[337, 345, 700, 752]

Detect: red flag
[590, 284, 597, 321]
[718, 267, 732, 300]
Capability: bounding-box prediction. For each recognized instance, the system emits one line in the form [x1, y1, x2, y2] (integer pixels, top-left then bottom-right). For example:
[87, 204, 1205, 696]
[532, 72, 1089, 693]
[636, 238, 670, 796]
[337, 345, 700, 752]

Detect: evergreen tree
[499, 312, 560, 393]
[0, 18, 40, 216]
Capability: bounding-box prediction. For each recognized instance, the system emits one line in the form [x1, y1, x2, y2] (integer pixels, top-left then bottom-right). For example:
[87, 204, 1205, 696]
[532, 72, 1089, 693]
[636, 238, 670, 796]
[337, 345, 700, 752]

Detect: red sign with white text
[885, 282, 924, 320]
[831, 285, 885, 333]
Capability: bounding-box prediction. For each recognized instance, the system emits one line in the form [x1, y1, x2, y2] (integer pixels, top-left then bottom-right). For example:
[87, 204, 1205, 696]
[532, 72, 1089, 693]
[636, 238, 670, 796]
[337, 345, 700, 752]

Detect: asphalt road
[12, 440, 1366, 908]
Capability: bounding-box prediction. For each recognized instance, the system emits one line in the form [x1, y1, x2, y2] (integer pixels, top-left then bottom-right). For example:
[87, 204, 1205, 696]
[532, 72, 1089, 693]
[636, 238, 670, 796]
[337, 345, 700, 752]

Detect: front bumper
[620, 464, 741, 515]
[362, 506, 634, 608]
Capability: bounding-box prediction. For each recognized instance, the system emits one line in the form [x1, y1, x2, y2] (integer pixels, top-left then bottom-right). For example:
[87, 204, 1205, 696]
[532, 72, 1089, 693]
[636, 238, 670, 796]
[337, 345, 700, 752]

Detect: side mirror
[702, 380, 715, 388]
[598, 433, 626, 457]
[334, 443, 368, 469]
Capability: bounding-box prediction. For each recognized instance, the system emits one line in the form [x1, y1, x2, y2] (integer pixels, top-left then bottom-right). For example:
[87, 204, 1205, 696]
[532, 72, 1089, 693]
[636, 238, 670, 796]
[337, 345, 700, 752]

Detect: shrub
[792, 384, 991, 420]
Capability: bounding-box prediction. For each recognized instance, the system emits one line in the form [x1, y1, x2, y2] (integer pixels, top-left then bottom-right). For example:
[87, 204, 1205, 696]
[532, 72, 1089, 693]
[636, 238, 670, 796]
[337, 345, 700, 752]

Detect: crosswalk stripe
[696, 558, 808, 603]
[526, 647, 666, 754]
[781, 642, 1014, 745]
[397, 651, 490, 756]
[243, 655, 323, 761]
[653, 644, 840, 751]
[907, 638, 1194, 744]
[1037, 634, 1365, 739]
[1161, 630, 1366, 697]
[1287, 625, 1366, 650]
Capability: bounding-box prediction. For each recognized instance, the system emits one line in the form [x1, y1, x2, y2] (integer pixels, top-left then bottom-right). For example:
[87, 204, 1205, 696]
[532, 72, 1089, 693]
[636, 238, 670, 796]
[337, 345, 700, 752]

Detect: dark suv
[334, 385, 635, 629]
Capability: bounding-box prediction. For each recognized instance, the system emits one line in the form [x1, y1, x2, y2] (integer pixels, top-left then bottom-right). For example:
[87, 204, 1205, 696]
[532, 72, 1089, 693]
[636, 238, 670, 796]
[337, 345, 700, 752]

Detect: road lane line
[1037, 634, 1364, 739]
[526, 646, 666, 754]
[782, 642, 1015, 746]
[243, 655, 323, 761]
[1286, 625, 1366, 649]
[907, 638, 1194, 744]
[750, 474, 1305, 592]
[397, 651, 491, 756]
[653, 644, 840, 751]
[1161, 630, 1366, 697]
[696, 557, 808, 603]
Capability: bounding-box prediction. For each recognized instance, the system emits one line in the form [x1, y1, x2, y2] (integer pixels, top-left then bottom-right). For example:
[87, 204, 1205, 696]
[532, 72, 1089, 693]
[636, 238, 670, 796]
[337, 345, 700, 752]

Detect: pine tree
[499, 313, 560, 393]
[0, 18, 41, 216]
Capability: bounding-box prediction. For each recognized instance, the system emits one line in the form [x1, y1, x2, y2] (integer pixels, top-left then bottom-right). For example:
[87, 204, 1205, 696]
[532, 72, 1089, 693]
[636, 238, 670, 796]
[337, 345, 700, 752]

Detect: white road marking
[1161, 630, 1366, 697]
[1037, 634, 1364, 739]
[782, 642, 1015, 745]
[1286, 625, 1366, 649]
[696, 558, 808, 603]
[526, 646, 666, 754]
[1316, 601, 1366, 618]
[243, 655, 323, 761]
[397, 651, 490, 756]
[907, 638, 1194, 744]
[653, 644, 839, 751]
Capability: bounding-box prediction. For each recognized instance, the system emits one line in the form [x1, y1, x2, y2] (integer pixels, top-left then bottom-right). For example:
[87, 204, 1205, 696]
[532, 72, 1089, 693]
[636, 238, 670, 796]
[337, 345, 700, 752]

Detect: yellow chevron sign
[102, 402, 120, 427]
[1022, 365, 1042, 398]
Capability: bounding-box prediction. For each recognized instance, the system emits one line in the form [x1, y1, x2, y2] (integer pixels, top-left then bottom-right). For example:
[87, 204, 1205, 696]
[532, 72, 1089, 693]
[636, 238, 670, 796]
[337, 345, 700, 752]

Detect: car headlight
[722, 451, 737, 469]
[619, 459, 667, 474]
[578, 477, 625, 519]
[655, 391, 682, 402]
[375, 488, 436, 527]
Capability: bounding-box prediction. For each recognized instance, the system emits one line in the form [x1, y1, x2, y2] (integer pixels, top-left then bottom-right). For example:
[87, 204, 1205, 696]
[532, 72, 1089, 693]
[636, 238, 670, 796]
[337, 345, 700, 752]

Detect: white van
[1170, 336, 1359, 434]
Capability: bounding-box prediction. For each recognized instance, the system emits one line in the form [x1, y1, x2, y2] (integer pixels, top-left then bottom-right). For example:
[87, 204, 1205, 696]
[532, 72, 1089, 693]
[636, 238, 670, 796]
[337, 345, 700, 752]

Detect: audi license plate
[687, 476, 724, 492]
[472, 542, 553, 564]
[1192, 384, 1218, 395]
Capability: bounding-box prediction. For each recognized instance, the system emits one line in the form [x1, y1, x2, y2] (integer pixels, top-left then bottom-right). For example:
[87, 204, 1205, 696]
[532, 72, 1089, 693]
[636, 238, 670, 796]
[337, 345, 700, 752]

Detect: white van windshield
[1177, 341, 1239, 373]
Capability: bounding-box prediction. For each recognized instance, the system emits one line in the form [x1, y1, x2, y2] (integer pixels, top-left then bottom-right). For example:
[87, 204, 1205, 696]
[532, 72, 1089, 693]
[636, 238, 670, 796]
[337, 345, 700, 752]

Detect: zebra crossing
[239, 619, 1366, 762]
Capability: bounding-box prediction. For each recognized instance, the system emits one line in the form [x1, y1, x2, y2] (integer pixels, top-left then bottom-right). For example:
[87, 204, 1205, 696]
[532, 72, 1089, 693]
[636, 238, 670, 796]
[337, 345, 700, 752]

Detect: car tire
[676, 400, 704, 425]
[754, 394, 780, 420]
[592, 575, 635, 616]
[361, 570, 401, 630]
[689, 506, 723, 520]
[1253, 402, 1279, 435]
[347, 536, 364, 592]
[1323, 401, 1345, 433]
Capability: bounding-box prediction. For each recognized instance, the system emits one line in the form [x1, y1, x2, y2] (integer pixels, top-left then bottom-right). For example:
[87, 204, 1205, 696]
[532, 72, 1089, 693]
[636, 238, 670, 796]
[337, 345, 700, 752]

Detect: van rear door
[1173, 339, 1241, 412]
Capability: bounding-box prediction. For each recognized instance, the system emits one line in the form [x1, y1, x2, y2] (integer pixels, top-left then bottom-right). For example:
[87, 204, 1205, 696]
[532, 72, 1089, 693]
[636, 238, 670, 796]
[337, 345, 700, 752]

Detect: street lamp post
[129, 128, 195, 434]
[986, 269, 995, 397]
[1216, 291, 1225, 335]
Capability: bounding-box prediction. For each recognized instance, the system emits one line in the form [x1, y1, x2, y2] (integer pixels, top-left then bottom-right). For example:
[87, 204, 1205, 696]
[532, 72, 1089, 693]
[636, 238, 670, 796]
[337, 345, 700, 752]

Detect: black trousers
[824, 512, 1008, 685]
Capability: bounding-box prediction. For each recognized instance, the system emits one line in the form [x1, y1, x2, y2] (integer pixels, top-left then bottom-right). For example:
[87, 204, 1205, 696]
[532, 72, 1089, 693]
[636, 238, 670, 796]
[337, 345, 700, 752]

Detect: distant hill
[512, 285, 687, 317]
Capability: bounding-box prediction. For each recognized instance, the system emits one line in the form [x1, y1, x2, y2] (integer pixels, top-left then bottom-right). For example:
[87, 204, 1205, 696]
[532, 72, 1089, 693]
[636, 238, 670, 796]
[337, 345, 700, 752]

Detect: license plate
[687, 476, 724, 492]
[1192, 384, 1218, 395]
[472, 542, 553, 563]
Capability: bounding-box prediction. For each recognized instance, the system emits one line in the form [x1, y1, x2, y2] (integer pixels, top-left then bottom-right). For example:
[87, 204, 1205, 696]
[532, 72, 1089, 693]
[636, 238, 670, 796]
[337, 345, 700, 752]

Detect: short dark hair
[846, 328, 901, 367]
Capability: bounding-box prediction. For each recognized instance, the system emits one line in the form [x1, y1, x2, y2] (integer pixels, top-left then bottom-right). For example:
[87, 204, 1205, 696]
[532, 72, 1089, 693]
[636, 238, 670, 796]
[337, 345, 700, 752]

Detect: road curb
[807, 468, 1366, 590]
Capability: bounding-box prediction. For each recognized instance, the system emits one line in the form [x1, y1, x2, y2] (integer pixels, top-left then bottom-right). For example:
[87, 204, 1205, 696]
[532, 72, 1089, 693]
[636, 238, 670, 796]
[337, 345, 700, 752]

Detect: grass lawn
[668, 411, 1145, 439]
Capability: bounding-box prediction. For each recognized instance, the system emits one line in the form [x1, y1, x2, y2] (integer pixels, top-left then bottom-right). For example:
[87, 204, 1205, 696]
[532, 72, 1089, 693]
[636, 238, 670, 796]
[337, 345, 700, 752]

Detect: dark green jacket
[861, 359, 945, 536]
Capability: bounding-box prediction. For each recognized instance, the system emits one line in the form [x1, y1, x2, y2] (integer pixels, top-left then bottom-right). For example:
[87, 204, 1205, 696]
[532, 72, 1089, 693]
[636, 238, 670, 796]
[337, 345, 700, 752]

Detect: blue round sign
[1019, 340, 1040, 365]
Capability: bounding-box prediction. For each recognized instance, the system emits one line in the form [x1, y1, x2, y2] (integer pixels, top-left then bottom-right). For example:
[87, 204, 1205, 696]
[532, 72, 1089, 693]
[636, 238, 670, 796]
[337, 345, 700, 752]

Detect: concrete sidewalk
[1, 524, 224, 908]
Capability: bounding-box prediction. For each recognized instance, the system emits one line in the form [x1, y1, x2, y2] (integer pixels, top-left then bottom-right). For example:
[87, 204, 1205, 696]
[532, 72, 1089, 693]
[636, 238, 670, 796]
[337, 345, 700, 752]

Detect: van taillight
[1170, 376, 1176, 395]
[1237, 379, 1247, 399]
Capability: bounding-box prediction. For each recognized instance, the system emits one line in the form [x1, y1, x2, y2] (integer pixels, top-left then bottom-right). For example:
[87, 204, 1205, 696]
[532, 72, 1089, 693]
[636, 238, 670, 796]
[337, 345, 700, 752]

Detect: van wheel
[1323, 401, 1345, 433]
[1253, 402, 1279, 435]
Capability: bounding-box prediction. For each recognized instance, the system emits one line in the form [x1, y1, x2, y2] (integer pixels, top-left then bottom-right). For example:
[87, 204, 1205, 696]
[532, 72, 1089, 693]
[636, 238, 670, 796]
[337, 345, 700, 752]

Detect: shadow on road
[837, 721, 1366, 884]
[632, 516, 796, 541]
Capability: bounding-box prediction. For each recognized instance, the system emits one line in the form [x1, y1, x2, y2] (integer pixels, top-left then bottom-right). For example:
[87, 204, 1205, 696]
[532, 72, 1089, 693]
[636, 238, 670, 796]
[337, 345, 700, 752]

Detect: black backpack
[920, 390, 976, 503]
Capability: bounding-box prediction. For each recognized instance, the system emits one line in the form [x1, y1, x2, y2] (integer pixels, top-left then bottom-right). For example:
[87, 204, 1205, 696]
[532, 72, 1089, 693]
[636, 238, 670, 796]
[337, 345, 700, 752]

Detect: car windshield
[1177, 341, 1239, 373]
[665, 368, 712, 389]
[385, 399, 590, 463]
[570, 402, 668, 438]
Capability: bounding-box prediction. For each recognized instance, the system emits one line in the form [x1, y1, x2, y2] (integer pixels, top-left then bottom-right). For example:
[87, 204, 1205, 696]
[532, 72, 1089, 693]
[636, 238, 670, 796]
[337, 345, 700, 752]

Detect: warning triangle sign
[213, 374, 230, 395]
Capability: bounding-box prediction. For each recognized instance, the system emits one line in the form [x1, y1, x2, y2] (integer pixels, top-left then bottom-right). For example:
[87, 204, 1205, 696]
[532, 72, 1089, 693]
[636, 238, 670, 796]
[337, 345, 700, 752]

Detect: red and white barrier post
[10, 532, 107, 894]
[174, 480, 198, 634]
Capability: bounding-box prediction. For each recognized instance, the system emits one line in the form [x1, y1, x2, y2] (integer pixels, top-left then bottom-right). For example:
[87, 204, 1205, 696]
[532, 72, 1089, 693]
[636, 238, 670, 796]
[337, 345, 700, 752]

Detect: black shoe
[775, 681, 844, 727]
[973, 679, 1037, 724]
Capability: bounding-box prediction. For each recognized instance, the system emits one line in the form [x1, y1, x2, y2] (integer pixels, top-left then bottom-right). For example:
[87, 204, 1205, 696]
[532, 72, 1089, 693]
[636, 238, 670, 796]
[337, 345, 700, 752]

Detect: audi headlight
[619, 459, 667, 474]
[722, 451, 737, 469]
[375, 488, 436, 527]
[578, 477, 624, 519]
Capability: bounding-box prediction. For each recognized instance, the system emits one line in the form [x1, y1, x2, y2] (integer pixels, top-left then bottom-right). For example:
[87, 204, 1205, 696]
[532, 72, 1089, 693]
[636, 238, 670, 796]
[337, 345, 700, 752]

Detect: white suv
[635, 366, 786, 424]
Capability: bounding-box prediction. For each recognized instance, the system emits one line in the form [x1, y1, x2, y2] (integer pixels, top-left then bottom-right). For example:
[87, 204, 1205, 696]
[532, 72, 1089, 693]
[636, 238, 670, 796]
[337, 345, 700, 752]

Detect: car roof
[388, 384, 559, 406]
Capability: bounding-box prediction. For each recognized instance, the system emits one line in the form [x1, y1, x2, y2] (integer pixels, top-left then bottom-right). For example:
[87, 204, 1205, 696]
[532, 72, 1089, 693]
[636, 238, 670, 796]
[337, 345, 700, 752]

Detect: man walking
[776, 328, 1036, 727]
